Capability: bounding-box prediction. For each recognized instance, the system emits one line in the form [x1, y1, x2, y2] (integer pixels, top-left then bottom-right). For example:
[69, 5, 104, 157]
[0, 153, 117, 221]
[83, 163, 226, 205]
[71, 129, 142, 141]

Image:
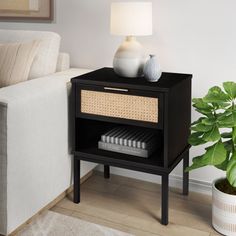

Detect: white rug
[17, 211, 133, 236]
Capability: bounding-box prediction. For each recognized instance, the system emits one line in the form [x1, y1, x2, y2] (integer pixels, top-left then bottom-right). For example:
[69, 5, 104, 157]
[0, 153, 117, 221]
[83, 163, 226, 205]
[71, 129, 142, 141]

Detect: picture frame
[0, 0, 53, 21]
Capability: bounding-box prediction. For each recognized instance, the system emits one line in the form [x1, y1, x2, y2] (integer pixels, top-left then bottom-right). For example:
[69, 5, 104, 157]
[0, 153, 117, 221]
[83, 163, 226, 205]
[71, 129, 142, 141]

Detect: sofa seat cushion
[0, 30, 61, 79]
[0, 41, 41, 88]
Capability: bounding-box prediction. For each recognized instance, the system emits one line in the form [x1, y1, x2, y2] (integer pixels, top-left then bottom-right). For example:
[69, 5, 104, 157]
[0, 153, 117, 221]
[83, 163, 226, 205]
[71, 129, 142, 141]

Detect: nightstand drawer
[76, 85, 163, 128]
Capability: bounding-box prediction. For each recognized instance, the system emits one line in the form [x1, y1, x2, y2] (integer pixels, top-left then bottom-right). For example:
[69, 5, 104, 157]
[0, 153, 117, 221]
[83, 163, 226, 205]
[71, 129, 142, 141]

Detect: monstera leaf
[221, 132, 232, 139]
[202, 125, 221, 142]
[216, 152, 231, 171]
[188, 132, 206, 146]
[202, 117, 216, 125]
[191, 123, 213, 132]
[233, 128, 236, 144]
[203, 86, 230, 104]
[192, 98, 213, 110]
[223, 140, 234, 152]
[218, 111, 236, 128]
[192, 98, 214, 117]
[186, 141, 227, 171]
[223, 82, 236, 99]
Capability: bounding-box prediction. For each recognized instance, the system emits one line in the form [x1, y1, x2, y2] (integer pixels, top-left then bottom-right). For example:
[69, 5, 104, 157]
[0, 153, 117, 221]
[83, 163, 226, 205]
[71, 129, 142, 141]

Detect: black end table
[71, 67, 192, 225]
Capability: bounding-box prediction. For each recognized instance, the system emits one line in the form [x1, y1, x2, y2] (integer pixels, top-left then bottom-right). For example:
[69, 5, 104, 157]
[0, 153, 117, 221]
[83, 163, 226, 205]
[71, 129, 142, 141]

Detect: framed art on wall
[0, 0, 53, 21]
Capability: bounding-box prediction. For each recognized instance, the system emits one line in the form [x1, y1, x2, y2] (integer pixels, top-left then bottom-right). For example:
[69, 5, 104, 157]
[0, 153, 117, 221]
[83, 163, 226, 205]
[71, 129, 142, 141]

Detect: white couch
[0, 30, 96, 235]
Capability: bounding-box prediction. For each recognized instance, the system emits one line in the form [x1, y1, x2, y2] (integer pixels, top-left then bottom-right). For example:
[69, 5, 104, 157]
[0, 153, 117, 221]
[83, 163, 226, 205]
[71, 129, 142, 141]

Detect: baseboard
[169, 174, 212, 195]
[8, 170, 93, 236]
[96, 167, 212, 196]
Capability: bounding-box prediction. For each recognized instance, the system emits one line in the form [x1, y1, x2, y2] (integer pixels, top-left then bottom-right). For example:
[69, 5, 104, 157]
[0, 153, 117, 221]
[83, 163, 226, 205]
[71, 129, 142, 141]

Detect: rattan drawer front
[81, 90, 158, 123]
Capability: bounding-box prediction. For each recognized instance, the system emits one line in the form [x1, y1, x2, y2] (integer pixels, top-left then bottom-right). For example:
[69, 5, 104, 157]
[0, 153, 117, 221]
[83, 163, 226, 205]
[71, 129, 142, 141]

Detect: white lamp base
[113, 36, 147, 78]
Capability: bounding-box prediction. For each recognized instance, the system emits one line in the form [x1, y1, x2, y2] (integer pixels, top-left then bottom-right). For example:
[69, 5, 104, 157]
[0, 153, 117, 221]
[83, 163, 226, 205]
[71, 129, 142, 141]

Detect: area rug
[17, 211, 133, 236]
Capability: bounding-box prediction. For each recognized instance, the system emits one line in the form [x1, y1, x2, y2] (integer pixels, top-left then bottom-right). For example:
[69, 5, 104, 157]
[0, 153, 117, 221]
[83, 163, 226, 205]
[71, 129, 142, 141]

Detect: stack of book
[98, 127, 158, 158]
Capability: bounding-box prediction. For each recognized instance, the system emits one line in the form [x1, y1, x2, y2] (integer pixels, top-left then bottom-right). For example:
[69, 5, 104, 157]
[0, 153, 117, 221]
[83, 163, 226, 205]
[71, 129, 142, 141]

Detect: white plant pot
[212, 178, 236, 236]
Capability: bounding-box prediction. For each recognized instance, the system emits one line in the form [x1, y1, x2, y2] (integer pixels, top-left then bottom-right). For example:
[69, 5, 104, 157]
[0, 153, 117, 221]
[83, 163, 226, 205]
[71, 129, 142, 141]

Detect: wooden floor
[51, 171, 220, 236]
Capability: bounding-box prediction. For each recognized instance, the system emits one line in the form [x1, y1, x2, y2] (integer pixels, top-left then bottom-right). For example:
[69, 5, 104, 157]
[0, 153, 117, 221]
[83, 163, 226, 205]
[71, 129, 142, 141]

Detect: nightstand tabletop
[71, 67, 192, 92]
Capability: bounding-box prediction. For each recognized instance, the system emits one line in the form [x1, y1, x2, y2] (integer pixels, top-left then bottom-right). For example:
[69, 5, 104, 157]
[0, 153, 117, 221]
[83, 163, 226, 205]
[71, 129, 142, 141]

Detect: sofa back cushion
[0, 41, 41, 88]
[0, 30, 61, 79]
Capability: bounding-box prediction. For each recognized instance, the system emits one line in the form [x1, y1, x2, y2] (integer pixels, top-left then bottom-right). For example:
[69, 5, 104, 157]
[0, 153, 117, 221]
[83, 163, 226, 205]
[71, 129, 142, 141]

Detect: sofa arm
[56, 53, 70, 72]
[0, 68, 93, 235]
[0, 68, 92, 104]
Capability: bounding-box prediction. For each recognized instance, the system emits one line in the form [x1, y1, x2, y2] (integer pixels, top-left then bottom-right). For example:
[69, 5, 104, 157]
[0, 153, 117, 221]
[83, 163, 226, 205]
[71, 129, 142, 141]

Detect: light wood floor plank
[50, 206, 74, 217]
[71, 211, 159, 236]
[52, 172, 217, 236]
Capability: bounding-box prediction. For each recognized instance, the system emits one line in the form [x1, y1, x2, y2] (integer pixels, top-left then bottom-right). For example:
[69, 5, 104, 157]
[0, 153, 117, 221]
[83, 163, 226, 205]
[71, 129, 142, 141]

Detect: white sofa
[0, 30, 96, 235]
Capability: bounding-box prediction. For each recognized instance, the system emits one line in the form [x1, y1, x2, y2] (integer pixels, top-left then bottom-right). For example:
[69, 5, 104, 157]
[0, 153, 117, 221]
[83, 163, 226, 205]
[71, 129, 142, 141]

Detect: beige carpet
[17, 211, 133, 236]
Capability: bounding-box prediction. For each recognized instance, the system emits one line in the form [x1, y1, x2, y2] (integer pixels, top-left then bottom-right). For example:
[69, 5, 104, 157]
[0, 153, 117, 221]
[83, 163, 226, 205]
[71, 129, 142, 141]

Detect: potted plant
[186, 81, 236, 236]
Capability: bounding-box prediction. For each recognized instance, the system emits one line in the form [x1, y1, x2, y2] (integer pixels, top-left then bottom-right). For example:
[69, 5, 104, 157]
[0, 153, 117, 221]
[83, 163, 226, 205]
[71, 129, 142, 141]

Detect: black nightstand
[71, 67, 192, 225]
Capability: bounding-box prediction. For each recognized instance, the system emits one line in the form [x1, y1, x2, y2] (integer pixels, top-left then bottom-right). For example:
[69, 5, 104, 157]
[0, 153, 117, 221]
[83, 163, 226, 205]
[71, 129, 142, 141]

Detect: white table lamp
[111, 2, 152, 78]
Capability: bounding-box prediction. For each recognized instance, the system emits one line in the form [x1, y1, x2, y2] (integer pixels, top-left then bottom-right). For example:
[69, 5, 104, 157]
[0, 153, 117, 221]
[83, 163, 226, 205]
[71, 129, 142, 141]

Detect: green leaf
[191, 117, 204, 126]
[216, 152, 230, 171]
[188, 132, 206, 146]
[192, 98, 213, 111]
[191, 123, 213, 132]
[226, 153, 236, 187]
[233, 127, 236, 144]
[202, 117, 216, 125]
[203, 141, 227, 165]
[195, 109, 212, 116]
[202, 125, 221, 142]
[223, 140, 233, 152]
[186, 141, 227, 172]
[203, 86, 230, 104]
[221, 132, 232, 139]
[185, 155, 207, 171]
[217, 110, 232, 119]
[217, 102, 231, 109]
[218, 111, 236, 128]
[223, 82, 236, 99]
[211, 102, 230, 109]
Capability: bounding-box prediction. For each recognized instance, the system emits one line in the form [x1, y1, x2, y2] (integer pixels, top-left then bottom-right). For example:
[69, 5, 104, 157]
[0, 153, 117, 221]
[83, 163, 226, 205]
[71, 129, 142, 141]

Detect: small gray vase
[143, 55, 162, 82]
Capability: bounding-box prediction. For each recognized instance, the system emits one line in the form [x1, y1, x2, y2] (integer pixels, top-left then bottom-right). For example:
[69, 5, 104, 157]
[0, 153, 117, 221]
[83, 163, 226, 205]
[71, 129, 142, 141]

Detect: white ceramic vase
[143, 54, 162, 82]
[212, 178, 236, 236]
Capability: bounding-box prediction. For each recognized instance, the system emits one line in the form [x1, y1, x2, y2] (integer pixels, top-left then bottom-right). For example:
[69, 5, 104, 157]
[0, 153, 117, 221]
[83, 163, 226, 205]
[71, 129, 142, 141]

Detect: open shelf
[75, 140, 164, 171]
[74, 118, 165, 174]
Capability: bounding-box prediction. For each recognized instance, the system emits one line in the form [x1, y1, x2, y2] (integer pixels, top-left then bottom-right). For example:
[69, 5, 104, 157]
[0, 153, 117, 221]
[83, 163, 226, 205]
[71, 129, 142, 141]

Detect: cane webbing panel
[81, 90, 158, 123]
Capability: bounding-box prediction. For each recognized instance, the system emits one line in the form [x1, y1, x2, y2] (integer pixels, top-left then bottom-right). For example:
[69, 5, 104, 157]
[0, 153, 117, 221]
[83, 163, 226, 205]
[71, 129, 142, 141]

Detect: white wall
[1, 0, 235, 189]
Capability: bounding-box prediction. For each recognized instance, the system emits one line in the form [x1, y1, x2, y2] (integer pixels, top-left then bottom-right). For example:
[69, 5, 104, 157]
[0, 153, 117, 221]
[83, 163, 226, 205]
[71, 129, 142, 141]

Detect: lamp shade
[110, 2, 152, 36]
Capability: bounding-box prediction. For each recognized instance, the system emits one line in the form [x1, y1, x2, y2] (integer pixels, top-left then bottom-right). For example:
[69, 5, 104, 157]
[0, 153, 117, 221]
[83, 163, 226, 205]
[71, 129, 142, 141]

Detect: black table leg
[161, 174, 169, 225]
[183, 151, 189, 196]
[74, 158, 80, 203]
[104, 165, 110, 179]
